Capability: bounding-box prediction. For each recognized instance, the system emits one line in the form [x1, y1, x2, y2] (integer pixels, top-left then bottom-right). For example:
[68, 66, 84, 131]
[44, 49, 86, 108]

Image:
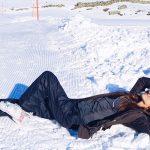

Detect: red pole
[36, 0, 39, 20]
[32, 3, 35, 17]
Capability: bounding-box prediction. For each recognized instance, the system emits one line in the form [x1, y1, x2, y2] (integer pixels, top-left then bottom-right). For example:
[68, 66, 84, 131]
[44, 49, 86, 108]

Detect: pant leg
[18, 71, 79, 128]
[130, 77, 150, 94]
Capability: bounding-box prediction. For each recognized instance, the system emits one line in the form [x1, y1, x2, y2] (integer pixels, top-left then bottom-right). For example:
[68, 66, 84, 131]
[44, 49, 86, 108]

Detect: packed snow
[0, 0, 150, 149]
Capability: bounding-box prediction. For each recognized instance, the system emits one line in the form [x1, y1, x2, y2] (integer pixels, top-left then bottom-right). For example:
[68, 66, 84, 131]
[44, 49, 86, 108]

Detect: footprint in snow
[106, 84, 127, 93]
[80, 43, 87, 53]
[143, 68, 150, 75]
[86, 76, 97, 85]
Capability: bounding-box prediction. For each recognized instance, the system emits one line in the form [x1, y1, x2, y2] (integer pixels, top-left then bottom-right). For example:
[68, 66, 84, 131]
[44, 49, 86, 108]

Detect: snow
[0, 1, 150, 149]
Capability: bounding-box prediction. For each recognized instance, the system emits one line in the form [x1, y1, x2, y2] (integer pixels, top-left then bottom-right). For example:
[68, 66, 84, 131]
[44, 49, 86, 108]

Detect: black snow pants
[18, 71, 80, 128]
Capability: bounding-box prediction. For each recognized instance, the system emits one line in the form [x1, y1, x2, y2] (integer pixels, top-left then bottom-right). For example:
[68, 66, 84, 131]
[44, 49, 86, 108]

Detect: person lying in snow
[0, 71, 149, 139]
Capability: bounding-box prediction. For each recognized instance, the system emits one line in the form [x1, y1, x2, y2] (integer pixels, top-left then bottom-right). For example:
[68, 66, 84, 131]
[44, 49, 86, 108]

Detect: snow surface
[0, 1, 150, 149]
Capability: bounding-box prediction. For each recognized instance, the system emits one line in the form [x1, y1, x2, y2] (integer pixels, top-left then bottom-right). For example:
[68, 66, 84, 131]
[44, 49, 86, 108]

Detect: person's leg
[18, 71, 76, 127]
[130, 77, 150, 94]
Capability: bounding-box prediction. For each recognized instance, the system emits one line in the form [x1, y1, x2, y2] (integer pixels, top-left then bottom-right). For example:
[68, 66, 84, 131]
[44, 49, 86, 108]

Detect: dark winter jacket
[73, 76, 150, 139]
[74, 92, 150, 139]
[78, 109, 150, 139]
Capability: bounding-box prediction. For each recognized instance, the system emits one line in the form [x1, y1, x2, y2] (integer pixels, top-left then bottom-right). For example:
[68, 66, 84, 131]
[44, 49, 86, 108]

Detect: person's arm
[71, 91, 128, 103]
[130, 77, 150, 94]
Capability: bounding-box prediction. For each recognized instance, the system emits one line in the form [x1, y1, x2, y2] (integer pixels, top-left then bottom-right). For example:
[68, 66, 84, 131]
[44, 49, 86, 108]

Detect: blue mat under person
[9, 83, 28, 99]
[0, 71, 149, 139]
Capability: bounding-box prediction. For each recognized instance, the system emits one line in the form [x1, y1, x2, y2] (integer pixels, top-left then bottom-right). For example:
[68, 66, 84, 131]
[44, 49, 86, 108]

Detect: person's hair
[118, 94, 150, 112]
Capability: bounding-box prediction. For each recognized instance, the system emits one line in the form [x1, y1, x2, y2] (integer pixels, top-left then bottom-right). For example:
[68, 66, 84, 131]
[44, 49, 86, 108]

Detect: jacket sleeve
[77, 97, 120, 125]
[71, 91, 128, 103]
[130, 77, 150, 94]
[78, 109, 150, 139]
[125, 116, 150, 135]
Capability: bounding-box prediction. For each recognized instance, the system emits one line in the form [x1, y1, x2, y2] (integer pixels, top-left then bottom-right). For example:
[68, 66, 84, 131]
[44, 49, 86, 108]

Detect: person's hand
[137, 93, 150, 109]
[141, 93, 150, 107]
[137, 101, 149, 109]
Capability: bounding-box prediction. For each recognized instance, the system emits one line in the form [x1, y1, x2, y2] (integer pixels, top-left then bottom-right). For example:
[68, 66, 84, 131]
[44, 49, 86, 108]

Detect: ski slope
[0, 1, 150, 149]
